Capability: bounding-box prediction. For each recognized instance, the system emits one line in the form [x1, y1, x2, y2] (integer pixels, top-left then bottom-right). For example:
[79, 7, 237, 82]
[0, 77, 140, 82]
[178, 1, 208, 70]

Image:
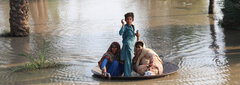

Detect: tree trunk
[9, 0, 30, 37]
[208, 0, 214, 14]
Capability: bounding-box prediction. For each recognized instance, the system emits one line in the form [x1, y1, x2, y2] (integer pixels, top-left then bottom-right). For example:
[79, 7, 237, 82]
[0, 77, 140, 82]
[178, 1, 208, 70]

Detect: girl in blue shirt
[119, 12, 139, 77]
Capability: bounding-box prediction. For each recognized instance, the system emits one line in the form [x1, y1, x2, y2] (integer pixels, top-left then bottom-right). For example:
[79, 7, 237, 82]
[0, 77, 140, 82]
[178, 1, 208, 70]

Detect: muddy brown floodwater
[0, 0, 239, 85]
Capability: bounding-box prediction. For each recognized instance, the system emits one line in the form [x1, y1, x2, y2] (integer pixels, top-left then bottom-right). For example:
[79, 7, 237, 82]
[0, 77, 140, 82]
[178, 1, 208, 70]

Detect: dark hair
[108, 42, 121, 56]
[124, 12, 134, 21]
[135, 42, 143, 48]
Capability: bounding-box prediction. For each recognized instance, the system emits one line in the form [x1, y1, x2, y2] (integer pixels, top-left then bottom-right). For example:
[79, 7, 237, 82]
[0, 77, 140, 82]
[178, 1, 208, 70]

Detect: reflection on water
[0, 0, 239, 84]
[224, 29, 240, 85]
[0, 0, 9, 33]
[29, 0, 48, 34]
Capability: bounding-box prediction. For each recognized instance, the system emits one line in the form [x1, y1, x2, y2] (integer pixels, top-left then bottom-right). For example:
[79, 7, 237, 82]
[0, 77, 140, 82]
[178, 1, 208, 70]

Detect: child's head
[135, 42, 143, 48]
[124, 12, 134, 25]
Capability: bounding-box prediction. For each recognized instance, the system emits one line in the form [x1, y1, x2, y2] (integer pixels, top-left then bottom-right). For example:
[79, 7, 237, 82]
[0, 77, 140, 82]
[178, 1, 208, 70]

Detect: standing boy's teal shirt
[119, 24, 135, 77]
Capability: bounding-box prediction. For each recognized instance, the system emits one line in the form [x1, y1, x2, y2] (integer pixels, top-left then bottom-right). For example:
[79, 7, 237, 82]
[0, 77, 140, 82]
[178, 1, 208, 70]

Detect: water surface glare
[0, 0, 240, 85]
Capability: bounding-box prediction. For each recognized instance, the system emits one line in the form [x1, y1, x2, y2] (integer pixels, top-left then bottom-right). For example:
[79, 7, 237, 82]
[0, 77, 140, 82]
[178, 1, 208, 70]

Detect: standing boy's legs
[124, 60, 131, 77]
[124, 47, 133, 77]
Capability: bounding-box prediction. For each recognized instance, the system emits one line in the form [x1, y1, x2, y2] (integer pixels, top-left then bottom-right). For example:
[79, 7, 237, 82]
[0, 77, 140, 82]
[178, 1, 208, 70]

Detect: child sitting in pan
[133, 41, 163, 76]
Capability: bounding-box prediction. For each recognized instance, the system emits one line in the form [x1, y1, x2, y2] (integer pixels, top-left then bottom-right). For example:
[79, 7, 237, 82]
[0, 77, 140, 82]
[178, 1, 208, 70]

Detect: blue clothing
[101, 58, 108, 69]
[101, 58, 124, 76]
[119, 24, 136, 77]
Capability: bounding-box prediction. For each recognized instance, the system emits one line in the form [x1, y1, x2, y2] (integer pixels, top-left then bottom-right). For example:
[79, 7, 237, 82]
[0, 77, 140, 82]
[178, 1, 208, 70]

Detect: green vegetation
[11, 39, 63, 72]
[222, 0, 240, 30]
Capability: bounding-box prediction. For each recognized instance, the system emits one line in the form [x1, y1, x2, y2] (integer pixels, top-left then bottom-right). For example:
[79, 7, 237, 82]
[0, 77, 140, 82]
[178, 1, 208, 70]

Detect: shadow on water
[224, 29, 240, 85]
[9, 37, 30, 64]
[0, 37, 30, 66]
[224, 29, 240, 64]
[209, 15, 227, 67]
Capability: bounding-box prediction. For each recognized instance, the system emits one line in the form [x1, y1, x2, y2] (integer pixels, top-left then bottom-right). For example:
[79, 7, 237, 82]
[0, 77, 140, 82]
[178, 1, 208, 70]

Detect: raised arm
[135, 30, 140, 41]
[119, 19, 125, 35]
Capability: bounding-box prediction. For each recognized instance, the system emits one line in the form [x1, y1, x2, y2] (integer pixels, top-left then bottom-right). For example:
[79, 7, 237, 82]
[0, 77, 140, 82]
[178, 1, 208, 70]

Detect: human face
[136, 44, 143, 51]
[136, 44, 143, 49]
[125, 17, 133, 25]
[111, 45, 118, 54]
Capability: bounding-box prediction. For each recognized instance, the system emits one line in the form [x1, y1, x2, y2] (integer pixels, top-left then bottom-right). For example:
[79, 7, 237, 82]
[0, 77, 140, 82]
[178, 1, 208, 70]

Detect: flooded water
[0, 0, 240, 85]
